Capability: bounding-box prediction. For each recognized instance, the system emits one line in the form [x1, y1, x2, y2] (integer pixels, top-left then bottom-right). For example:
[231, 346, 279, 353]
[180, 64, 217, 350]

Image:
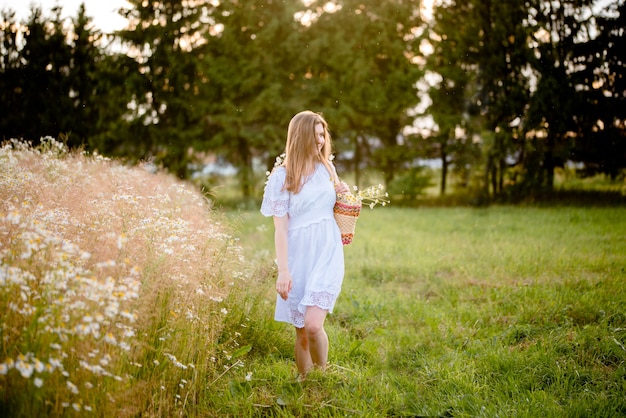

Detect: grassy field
[219, 206, 626, 417]
[1, 141, 624, 417]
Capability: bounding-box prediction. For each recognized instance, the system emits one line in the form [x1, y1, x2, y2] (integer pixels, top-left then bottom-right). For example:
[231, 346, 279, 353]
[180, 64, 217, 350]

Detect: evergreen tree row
[1, 0, 623, 200]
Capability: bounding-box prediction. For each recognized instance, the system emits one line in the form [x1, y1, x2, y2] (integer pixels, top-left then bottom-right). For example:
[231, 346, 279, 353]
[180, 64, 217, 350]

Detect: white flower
[245, 372, 253, 381]
[7, 210, 21, 224]
[117, 233, 128, 249]
[67, 381, 79, 395]
[34, 358, 44, 373]
[16, 360, 34, 378]
[104, 333, 117, 345]
[34, 378, 44, 388]
[120, 310, 136, 322]
[49, 357, 63, 370]
[343, 184, 390, 209]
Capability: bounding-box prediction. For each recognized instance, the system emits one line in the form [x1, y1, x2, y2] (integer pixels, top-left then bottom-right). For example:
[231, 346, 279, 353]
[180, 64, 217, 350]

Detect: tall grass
[0, 139, 248, 416]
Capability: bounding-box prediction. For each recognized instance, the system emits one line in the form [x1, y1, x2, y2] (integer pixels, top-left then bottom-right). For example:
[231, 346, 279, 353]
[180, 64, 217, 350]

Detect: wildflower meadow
[0, 138, 249, 416]
[1, 138, 625, 417]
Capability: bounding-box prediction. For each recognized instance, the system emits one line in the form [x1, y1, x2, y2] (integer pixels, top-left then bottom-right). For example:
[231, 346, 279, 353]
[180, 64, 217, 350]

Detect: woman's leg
[295, 327, 313, 377]
[304, 306, 329, 370]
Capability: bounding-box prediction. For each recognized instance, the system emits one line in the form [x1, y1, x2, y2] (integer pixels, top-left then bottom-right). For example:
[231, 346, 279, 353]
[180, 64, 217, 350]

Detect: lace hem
[289, 291, 338, 328]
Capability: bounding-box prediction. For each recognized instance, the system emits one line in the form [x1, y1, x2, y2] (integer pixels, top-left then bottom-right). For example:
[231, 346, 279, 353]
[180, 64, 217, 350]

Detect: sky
[0, 0, 130, 32]
[3, 0, 437, 32]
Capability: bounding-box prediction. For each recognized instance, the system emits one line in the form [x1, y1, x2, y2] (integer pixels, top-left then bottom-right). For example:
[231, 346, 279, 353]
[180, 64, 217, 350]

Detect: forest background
[1, 0, 625, 204]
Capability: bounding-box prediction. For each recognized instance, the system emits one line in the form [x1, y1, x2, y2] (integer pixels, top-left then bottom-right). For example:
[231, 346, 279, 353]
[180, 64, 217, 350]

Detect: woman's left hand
[335, 181, 349, 194]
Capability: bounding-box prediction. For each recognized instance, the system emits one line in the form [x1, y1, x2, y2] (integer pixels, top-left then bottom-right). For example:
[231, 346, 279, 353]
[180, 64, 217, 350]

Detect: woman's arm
[273, 215, 292, 300]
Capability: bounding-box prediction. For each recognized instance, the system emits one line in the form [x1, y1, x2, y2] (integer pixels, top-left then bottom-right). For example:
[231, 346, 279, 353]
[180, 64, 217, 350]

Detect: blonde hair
[281, 110, 335, 194]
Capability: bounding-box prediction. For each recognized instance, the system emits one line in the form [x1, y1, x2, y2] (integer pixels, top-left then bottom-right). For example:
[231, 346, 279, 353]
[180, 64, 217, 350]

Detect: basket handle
[322, 160, 340, 185]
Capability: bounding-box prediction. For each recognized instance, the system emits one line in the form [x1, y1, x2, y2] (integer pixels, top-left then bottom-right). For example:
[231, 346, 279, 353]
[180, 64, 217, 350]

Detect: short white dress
[260, 163, 345, 328]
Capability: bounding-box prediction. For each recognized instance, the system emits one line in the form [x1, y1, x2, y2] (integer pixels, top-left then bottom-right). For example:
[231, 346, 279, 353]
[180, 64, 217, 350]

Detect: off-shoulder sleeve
[260, 167, 289, 217]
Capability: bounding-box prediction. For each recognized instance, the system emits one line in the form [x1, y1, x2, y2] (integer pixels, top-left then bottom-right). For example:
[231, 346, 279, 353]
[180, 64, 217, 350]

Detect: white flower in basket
[334, 184, 389, 245]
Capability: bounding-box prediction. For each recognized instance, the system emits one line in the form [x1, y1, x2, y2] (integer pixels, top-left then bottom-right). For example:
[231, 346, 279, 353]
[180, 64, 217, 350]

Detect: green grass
[4, 142, 624, 417]
[216, 206, 626, 417]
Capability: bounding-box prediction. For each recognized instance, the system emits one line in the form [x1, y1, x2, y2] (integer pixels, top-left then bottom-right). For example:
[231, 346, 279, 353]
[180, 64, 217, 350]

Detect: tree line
[1, 0, 624, 200]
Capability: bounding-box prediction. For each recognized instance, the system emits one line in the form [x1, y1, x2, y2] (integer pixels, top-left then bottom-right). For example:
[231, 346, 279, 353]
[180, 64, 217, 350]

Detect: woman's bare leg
[304, 306, 329, 370]
[295, 327, 313, 377]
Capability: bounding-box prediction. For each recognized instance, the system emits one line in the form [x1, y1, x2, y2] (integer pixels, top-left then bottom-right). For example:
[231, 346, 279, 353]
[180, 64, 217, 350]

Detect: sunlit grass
[2, 138, 624, 416]
[222, 205, 626, 416]
[0, 138, 248, 417]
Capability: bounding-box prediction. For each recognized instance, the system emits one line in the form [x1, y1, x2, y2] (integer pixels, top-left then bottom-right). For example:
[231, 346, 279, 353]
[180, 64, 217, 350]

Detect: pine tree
[114, 0, 214, 177]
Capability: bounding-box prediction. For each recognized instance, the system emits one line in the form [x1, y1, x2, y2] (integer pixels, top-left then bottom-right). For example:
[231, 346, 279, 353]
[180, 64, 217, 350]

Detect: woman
[261, 110, 349, 380]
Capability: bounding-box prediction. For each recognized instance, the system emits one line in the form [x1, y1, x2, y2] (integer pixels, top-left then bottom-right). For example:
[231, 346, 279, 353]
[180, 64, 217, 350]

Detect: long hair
[281, 110, 335, 194]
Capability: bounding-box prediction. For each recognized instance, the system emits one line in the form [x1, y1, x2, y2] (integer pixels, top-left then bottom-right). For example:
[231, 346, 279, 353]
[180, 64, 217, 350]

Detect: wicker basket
[334, 193, 362, 245]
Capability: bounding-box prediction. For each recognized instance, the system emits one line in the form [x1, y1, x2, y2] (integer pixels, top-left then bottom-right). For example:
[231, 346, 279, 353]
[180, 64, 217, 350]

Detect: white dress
[260, 163, 344, 328]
